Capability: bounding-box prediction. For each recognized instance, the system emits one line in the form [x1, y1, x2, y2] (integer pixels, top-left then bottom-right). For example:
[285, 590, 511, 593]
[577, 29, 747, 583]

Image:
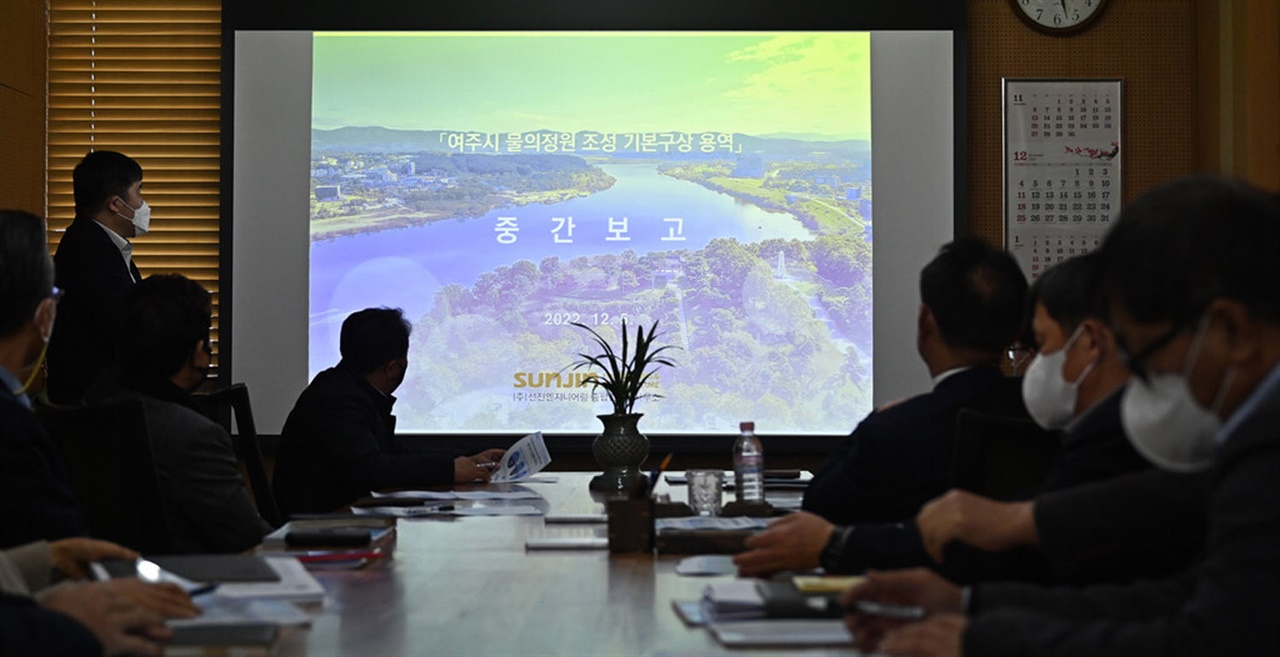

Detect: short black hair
[1024, 252, 1100, 344]
[339, 307, 411, 374]
[920, 236, 1028, 354]
[116, 274, 212, 381]
[73, 150, 143, 219]
[0, 210, 55, 338]
[1095, 175, 1280, 328]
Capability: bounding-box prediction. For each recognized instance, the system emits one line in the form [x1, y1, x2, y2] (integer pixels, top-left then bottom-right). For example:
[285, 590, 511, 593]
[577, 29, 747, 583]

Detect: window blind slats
[48, 0, 223, 375]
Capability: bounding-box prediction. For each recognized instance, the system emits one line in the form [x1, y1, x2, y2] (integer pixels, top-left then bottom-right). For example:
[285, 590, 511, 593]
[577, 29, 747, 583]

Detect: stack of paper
[214, 556, 326, 603]
[700, 580, 767, 621]
[687, 579, 855, 648]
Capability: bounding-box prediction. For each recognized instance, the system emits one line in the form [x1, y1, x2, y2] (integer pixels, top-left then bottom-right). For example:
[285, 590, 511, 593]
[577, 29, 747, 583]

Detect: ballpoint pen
[648, 453, 675, 498]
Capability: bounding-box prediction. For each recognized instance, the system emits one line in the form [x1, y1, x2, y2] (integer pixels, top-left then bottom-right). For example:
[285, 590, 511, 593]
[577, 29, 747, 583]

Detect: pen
[649, 453, 675, 498]
[843, 599, 927, 620]
[187, 583, 219, 597]
[294, 550, 385, 563]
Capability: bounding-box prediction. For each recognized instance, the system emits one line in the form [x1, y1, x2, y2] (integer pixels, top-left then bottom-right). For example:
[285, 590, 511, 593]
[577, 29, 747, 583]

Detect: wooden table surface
[263, 472, 850, 657]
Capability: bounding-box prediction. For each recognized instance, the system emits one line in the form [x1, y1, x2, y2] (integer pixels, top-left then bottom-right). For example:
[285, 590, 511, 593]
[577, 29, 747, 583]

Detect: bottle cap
[740, 421, 755, 432]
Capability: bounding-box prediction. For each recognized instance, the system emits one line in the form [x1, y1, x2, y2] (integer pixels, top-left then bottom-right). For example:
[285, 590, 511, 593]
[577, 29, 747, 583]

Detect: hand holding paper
[490, 432, 551, 483]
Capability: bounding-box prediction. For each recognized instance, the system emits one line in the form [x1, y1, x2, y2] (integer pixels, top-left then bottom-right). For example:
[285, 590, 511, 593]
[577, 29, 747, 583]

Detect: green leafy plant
[569, 319, 678, 416]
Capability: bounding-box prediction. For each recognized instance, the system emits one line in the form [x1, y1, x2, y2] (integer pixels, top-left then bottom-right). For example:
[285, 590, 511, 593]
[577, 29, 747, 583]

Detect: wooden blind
[47, 0, 223, 371]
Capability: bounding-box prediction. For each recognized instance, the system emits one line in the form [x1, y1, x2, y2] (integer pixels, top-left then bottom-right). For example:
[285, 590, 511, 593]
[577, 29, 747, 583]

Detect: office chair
[192, 383, 283, 527]
[38, 399, 176, 554]
[951, 408, 1061, 501]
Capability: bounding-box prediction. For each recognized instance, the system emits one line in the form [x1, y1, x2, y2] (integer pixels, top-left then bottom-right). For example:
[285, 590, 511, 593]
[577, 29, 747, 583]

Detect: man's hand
[732, 511, 832, 577]
[50, 538, 138, 579]
[916, 489, 1037, 563]
[98, 578, 200, 619]
[879, 613, 968, 657]
[454, 449, 505, 483]
[39, 582, 172, 656]
[841, 568, 963, 651]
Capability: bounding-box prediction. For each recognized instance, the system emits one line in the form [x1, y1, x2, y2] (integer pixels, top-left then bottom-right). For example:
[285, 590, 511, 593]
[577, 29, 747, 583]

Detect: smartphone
[89, 558, 215, 595]
[850, 600, 927, 621]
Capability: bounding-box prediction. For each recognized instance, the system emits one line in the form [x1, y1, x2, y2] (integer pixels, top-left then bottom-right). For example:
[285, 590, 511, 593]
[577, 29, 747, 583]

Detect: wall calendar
[1003, 78, 1122, 281]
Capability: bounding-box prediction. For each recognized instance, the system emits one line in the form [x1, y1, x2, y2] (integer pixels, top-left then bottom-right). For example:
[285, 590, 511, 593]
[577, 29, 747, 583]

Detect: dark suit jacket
[0, 392, 88, 548]
[802, 366, 1027, 525]
[1039, 386, 1151, 493]
[273, 365, 455, 516]
[965, 367, 1280, 656]
[89, 379, 271, 554]
[48, 217, 139, 404]
[830, 383, 1184, 585]
[0, 593, 101, 656]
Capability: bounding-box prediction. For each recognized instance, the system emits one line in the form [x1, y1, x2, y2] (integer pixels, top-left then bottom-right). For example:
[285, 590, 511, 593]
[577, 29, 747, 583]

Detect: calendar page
[1003, 79, 1122, 281]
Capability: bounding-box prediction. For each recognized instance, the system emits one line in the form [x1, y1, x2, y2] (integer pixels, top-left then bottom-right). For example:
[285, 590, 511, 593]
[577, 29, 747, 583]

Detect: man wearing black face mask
[48, 150, 152, 404]
[89, 274, 271, 553]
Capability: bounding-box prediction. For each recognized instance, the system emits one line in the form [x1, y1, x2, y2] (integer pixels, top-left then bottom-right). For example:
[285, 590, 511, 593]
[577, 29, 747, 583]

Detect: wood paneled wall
[0, 0, 48, 215]
[966, 0, 1202, 245]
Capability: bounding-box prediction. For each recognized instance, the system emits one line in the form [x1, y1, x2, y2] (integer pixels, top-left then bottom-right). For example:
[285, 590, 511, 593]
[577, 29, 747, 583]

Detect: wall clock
[1011, 0, 1108, 35]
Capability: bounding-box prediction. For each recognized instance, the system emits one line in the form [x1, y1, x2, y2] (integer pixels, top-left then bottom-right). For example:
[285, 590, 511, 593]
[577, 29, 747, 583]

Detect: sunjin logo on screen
[512, 372, 664, 389]
[513, 372, 599, 389]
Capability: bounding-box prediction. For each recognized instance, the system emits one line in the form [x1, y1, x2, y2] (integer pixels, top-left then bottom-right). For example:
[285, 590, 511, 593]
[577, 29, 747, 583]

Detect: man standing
[48, 150, 150, 404]
[273, 307, 505, 516]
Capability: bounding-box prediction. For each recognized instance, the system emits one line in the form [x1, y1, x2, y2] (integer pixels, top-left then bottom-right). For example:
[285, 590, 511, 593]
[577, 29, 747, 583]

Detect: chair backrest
[37, 399, 175, 553]
[952, 408, 1061, 501]
[192, 383, 283, 527]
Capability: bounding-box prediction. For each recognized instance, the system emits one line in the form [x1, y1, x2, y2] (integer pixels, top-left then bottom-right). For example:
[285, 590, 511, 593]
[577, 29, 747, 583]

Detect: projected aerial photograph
[309, 32, 873, 434]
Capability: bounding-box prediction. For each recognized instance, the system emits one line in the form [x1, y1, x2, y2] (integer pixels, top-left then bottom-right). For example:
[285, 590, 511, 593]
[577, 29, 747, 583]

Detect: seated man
[800, 236, 1030, 527]
[0, 210, 190, 656]
[0, 210, 89, 547]
[843, 175, 1280, 657]
[738, 252, 1155, 580]
[90, 274, 272, 553]
[735, 237, 1028, 576]
[273, 307, 505, 516]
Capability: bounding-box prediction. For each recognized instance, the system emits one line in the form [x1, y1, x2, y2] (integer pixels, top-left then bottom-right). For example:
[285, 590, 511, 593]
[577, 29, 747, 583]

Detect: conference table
[261, 471, 855, 656]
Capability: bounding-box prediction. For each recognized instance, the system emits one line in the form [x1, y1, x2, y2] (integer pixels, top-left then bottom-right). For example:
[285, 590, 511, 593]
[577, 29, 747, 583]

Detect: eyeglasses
[1006, 345, 1034, 370]
[1118, 317, 1194, 383]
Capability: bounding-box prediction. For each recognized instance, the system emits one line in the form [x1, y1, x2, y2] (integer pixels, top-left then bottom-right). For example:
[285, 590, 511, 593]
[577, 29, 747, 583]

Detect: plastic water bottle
[734, 421, 765, 503]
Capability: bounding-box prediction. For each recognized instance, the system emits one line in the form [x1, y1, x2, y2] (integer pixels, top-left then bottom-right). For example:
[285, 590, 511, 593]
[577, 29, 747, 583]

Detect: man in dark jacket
[48, 150, 150, 404]
[0, 209, 171, 656]
[90, 274, 272, 553]
[273, 307, 505, 516]
[0, 210, 88, 547]
[843, 176, 1280, 657]
[735, 237, 1030, 576]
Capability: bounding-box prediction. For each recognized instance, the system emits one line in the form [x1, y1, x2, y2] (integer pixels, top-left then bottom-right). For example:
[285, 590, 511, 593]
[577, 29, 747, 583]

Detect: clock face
[1011, 0, 1107, 34]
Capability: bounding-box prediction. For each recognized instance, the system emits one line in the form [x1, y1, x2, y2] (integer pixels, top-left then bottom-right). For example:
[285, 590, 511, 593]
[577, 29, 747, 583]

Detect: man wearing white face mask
[0, 210, 90, 547]
[47, 150, 150, 405]
[917, 253, 1165, 583]
[841, 176, 1280, 657]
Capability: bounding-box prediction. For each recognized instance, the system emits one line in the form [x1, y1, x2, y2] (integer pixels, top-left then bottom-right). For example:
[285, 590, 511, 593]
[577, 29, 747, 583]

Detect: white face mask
[1120, 315, 1236, 473]
[115, 198, 151, 236]
[1022, 325, 1095, 430]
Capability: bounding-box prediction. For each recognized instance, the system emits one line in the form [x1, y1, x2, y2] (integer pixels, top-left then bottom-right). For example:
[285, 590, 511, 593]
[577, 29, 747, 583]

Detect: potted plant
[570, 318, 677, 491]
